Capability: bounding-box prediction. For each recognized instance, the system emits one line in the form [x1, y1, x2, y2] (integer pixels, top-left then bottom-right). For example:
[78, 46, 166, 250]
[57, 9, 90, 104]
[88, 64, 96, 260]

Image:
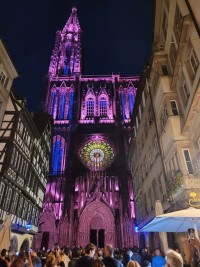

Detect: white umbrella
[140, 207, 200, 233]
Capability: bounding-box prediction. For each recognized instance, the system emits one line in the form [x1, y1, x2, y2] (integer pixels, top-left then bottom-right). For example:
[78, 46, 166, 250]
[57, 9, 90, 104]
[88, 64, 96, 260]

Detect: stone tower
[35, 7, 139, 249]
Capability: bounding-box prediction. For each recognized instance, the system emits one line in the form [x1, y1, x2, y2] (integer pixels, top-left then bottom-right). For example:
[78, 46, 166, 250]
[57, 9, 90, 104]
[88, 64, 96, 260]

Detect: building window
[0, 71, 7, 86]
[0, 182, 5, 205]
[22, 201, 28, 219]
[4, 188, 12, 210]
[99, 98, 107, 117]
[11, 193, 19, 213]
[182, 80, 190, 104]
[52, 135, 66, 174]
[183, 149, 194, 174]
[169, 39, 177, 69]
[161, 65, 169, 76]
[190, 49, 199, 74]
[128, 93, 135, 116]
[173, 5, 183, 41]
[170, 100, 179, 115]
[162, 10, 168, 39]
[86, 98, 95, 117]
[17, 197, 24, 216]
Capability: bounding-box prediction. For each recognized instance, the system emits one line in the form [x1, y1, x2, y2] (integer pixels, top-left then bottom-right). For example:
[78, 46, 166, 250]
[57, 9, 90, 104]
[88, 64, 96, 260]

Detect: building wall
[0, 40, 18, 127]
[129, 0, 200, 249]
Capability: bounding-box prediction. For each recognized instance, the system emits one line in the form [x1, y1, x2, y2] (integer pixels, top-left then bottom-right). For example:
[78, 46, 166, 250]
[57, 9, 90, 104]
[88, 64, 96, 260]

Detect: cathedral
[34, 7, 139, 249]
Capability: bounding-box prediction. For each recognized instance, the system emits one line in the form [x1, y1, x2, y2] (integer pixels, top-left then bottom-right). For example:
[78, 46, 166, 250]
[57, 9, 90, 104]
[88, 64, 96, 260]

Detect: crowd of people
[0, 243, 194, 267]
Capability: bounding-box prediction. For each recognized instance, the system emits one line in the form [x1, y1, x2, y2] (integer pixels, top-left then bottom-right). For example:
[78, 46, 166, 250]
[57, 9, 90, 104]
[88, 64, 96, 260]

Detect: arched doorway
[10, 236, 18, 253]
[78, 200, 115, 247]
[20, 238, 29, 252]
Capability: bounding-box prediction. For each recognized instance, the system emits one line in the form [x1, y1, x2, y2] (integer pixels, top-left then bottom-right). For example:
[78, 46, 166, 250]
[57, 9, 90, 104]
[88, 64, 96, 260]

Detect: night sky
[0, 0, 154, 111]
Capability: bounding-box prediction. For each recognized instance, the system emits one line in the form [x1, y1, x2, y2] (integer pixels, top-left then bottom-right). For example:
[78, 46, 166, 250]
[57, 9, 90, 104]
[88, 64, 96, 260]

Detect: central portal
[78, 200, 115, 247]
[90, 229, 105, 248]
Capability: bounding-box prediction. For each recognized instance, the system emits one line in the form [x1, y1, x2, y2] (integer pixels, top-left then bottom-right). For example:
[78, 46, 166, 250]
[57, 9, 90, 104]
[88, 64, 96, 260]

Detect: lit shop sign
[188, 192, 200, 208]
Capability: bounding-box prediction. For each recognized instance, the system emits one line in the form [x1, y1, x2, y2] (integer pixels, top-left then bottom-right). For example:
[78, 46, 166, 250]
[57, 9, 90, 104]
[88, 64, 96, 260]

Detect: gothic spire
[62, 7, 81, 34]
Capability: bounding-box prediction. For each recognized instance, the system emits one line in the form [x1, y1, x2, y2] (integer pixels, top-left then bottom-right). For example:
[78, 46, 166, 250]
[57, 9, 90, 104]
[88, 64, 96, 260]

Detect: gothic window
[68, 92, 74, 120]
[51, 91, 57, 117]
[58, 93, 66, 119]
[53, 135, 66, 174]
[86, 98, 95, 117]
[121, 92, 126, 119]
[128, 93, 134, 117]
[99, 97, 107, 117]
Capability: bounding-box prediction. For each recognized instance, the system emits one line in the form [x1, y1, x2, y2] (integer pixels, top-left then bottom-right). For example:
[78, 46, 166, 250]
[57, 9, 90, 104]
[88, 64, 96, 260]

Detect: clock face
[79, 138, 116, 171]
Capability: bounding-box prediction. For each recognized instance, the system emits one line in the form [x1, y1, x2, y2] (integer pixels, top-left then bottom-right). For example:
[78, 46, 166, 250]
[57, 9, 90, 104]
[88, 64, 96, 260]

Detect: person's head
[1, 249, 7, 257]
[46, 251, 56, 267]
[72, 247, 82, 259]
[155, 248, 161, 256]
[63, 247, 71, 257]
[85, 243, 96, 258]
[125, 249, 133, 258]
[10, 258, 24, 267]
[127, 260, 141, 267]
[166, 249, 183, 267]
[92, 259, 105, 267]
[104, 245, 114, 257]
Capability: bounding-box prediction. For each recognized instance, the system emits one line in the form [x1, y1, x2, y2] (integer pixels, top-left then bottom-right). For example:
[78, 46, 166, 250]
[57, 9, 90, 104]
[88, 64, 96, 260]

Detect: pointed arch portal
[78, 200, 115, 247]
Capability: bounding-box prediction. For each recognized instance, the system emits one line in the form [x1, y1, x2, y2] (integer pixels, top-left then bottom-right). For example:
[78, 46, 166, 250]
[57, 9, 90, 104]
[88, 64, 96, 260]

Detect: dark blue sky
[0, 0, 154, 111]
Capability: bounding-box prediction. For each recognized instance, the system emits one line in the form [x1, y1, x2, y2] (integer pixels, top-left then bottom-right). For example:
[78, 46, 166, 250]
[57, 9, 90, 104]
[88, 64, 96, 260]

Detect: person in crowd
[41, 248, 47, 267]
[31, 250, 42, 267]
[102, 244, 123, 267]
[131, 247, 142, 266]
[152, 249, 166, 267]
[0, 249, 9, 267]
[92, 259, 105, 267]
[10, 258, 24, 267]
[123, 249, 133, 266]
[95, 249, 104, 261]
[141, 248, 151, 267]
[45, 251, 57, 267]
[68, 247, 82, 267]
[127, 260, 141, 267]
[76, 243, 95, 267]
[63, 247, 71, 267]
[165, 249, 183, 267]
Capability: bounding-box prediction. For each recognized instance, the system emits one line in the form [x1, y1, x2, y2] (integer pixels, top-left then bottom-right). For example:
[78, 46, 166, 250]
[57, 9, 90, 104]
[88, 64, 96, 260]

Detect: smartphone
[188, 228, 195, 240]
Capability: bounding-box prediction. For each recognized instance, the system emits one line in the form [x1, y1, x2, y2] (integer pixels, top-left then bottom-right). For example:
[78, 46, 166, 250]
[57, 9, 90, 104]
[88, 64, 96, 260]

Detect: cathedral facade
[35, 7, 138, 249]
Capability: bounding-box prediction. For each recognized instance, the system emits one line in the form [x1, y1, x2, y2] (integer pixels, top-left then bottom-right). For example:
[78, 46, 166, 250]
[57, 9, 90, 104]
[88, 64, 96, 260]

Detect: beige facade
[0, 40, 18, 126]
[129, 0, 200, 248]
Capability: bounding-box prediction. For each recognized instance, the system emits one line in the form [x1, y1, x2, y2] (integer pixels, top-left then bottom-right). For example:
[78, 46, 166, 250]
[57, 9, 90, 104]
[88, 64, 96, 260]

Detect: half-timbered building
[0, 91, 52, 252]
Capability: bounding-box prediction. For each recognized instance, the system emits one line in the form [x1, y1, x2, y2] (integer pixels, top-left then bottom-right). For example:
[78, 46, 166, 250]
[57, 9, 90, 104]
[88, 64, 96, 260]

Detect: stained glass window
[58, 93, 66, 119]
[52, 136, 65, 174]
[79, 139, 115, 171]
[128, 93, 134, 116]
